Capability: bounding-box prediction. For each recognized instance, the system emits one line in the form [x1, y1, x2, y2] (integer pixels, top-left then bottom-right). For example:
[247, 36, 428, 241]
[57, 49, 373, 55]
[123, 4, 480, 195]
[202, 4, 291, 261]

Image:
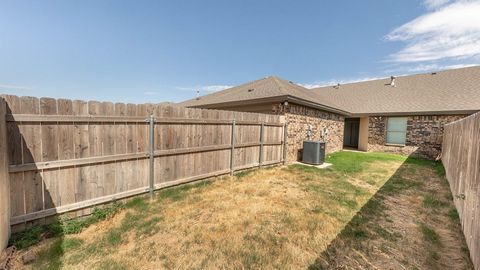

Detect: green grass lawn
[11, 151, 472, 270]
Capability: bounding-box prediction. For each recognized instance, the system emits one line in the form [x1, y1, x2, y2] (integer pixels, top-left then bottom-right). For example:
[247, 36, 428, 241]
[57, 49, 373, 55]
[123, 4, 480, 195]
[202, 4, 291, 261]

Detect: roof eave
[185, 95, 351, 116]
[184, 96, 287, 109]
[284, 95, 351, 116]
[350, 109, 479, 117]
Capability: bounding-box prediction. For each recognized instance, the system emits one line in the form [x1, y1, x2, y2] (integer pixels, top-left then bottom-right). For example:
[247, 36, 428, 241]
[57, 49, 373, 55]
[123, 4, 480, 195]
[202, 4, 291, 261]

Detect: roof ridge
[395, 64, 480, 78]
[268, 77, 348, 110]
[271, 76, 312, 92]
[313, 65, 480, 90]
[270, 76, 289, 95]
[181, 76, 273, 103]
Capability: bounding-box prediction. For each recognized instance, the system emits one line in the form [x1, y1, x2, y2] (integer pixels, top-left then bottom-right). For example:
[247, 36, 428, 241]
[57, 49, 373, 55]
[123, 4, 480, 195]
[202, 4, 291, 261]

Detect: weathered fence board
[0, 97, 11, 251]
[442, 111, 480, 269]
[0, 95, 285, 231]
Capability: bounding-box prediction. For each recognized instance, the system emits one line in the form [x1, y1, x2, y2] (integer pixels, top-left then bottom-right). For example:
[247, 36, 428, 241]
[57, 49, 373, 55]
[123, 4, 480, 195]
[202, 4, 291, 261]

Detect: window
[386, 117, 407, 145]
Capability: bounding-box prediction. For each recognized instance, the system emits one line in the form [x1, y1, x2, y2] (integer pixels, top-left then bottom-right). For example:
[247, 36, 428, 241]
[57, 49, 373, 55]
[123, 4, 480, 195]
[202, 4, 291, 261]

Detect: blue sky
[1, 0, 479, 103]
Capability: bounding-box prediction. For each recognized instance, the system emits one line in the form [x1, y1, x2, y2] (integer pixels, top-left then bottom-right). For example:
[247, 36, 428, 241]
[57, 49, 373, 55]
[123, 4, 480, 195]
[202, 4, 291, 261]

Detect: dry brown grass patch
[12, 152, 472, 270]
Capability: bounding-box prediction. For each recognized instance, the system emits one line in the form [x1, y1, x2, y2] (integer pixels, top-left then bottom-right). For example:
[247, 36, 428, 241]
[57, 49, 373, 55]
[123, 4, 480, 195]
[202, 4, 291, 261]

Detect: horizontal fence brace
[7, 141, 284, 173]
[9, 160, 285, 225]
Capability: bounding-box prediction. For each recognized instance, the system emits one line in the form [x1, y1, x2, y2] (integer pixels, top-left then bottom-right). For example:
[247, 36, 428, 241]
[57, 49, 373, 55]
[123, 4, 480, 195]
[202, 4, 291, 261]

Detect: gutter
[350, 109, 479, 117]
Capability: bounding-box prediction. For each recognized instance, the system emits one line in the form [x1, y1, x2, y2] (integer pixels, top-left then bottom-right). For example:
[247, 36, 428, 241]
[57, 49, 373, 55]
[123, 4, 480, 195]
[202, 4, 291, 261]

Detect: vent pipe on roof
[390, 76, 396, 87]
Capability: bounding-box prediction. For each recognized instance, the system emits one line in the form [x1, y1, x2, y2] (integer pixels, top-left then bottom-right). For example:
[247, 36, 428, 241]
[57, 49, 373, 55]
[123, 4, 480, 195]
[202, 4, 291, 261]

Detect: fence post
[283, 122, 288, 165]
[0, 97, 10, 251]
[259, 122, 264, 167]
[230, 119, 236, 176]
[148, 114, 155, 200]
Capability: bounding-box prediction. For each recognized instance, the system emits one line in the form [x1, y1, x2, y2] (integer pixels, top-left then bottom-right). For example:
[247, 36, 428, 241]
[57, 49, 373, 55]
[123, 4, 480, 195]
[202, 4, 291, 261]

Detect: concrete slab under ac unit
[293, 162, 332, 169]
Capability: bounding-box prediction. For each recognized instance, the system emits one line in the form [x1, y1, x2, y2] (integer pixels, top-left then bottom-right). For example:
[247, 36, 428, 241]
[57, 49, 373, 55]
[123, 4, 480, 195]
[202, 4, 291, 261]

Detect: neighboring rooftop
[312, 66, 480, 115]
[180, 66, 480, 116]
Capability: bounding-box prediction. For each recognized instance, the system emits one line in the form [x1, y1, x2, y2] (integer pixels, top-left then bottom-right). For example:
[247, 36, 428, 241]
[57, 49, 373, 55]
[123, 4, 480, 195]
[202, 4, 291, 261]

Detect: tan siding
[358, 117, 369, 151]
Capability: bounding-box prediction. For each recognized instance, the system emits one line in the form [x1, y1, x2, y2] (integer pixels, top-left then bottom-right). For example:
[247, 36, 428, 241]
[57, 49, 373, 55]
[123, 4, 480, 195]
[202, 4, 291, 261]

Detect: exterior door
[344, 118, 360, 148]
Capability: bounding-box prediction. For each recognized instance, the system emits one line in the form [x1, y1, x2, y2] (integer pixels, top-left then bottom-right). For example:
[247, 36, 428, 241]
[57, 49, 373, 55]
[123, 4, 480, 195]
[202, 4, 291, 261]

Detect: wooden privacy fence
[442, 111, 480, 269]
[0, 98, 9, 251]
[0, 94, 286, 239]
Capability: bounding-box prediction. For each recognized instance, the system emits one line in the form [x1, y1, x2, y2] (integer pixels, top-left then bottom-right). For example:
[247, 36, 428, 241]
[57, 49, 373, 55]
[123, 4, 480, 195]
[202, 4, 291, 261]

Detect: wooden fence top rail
[5, 114, 284, 126]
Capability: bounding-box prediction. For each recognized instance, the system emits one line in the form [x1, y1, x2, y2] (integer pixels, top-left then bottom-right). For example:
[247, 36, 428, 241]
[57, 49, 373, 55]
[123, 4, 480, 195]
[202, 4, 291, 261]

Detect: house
[180, 66, 480, 161]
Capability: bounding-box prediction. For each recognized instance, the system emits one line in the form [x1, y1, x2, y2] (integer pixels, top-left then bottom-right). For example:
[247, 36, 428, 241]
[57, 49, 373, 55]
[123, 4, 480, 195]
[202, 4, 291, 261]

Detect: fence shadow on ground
[308, 151, 473, 270]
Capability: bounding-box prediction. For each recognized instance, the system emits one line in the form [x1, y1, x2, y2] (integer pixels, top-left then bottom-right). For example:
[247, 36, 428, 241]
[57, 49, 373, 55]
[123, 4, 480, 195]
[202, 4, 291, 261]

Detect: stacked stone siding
[368, 115, 466, 159]
[277, 104, 345, 162]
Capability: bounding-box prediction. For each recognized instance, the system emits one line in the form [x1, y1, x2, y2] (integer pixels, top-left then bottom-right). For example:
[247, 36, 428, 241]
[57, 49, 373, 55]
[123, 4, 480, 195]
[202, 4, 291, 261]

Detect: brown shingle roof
[179, 76, 348, 114]
[180, 66, 480, 116]
[312, 66, 480, 115]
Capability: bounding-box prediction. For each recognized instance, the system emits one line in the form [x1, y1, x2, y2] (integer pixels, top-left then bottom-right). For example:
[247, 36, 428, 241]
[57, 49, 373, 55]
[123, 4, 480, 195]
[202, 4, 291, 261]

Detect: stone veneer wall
[368, 115, 466, 159]
[274, 103, 345, 162]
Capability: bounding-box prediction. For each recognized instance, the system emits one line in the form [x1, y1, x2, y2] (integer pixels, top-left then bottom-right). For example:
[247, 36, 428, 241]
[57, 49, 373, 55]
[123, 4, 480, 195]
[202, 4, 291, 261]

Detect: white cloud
[402, 63, 478, 72]
[199, 85, 233, 93]
[0, 83, 31, 90]
[386, 1, 480, 63]
[300, 77, 383, 89]
[424, 0, 451, 9]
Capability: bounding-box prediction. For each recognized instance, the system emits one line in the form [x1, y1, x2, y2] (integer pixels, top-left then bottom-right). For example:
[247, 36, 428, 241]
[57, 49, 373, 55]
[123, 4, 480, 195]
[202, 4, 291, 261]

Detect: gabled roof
[179, 66, 480, 116]
[180, 76, 348, 115]
[312, 66, 480, 115]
